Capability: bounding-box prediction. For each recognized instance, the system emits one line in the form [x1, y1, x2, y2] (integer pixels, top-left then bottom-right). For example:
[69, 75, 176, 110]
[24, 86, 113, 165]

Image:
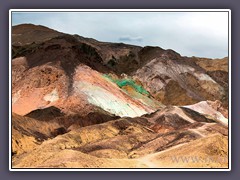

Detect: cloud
[119, 35, 143, 42]
[11, 11, 229, 59]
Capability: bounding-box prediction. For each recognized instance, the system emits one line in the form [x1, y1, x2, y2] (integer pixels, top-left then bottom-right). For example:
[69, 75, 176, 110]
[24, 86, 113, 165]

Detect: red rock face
[12, 59, 155, 117]
[12, 61, 69, 115]
[11, 24, 229, 168]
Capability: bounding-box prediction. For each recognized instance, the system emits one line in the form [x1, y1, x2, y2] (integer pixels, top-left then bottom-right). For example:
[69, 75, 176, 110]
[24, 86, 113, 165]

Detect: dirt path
[136, 143, 188, 168]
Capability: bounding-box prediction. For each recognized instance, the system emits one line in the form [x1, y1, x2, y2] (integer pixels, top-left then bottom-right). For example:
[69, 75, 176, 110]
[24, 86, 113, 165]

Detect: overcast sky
[12, 11, 229, 58]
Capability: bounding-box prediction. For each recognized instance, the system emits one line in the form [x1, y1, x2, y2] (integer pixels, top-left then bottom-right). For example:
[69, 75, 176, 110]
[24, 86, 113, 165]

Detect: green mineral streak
[103, 74, 115, 82]
[103, 74, 149, 96]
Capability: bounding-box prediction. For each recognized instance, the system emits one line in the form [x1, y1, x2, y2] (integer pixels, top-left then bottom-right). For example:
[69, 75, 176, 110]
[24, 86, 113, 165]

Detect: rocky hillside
[11, 24, 229, 168]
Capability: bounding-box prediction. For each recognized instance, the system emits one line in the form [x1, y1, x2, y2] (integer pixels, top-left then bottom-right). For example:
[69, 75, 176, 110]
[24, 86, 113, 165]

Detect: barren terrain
[11, 24, 229, 169]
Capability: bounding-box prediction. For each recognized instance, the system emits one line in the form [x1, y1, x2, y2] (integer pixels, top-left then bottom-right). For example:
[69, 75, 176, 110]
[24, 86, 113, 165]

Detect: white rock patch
[194, 73, 216, 83]
[73, 81, 148, 118]
[184, 101, 228, 126]
[12, 90, 21, 104]
[44, 89, 59, 103]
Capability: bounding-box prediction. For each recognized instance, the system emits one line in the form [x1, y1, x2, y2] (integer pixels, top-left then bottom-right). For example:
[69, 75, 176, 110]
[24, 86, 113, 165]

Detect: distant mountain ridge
[12, 23, 228, 107]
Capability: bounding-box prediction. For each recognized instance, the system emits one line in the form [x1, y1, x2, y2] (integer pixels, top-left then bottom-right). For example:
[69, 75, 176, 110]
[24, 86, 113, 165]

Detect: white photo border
[9, 9, 231, 171]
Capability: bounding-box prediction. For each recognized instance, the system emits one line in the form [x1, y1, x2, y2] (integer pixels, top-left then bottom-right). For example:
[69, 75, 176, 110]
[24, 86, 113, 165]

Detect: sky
[12, 11, 229, 59]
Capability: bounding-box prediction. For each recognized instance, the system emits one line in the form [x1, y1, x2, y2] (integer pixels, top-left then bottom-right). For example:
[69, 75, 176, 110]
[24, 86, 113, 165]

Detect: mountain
[11, 24, 229, 168]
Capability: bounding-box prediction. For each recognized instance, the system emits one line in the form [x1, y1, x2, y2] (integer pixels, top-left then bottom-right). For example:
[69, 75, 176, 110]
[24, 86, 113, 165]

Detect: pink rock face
[183, 101, 228, 126]
[12, 88, 49, 115]
[72, 65, 155, 117]
[12, 57, 156, 117]
[12, 59, 69, 115]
